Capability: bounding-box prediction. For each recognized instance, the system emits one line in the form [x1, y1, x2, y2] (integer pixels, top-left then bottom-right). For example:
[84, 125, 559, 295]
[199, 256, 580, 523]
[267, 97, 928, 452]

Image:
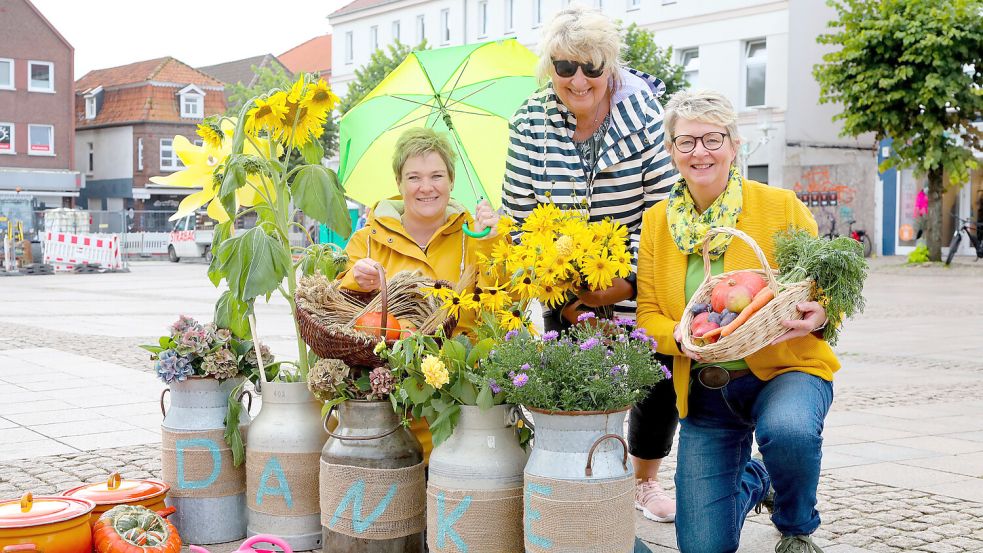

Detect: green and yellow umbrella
[337, 39, 539, 235]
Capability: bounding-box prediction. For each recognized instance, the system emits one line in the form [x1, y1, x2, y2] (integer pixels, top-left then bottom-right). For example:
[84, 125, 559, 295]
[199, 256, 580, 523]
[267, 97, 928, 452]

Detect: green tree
[225, 64, 339, 159]
[338, 40, 428, 116]
[813, 0, 982, 261]
[620, 23, 688, 98]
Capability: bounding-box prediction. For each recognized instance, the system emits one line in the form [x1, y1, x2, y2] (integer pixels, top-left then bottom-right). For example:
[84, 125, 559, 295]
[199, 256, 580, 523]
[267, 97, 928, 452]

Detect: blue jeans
[674, 371, 833, 553]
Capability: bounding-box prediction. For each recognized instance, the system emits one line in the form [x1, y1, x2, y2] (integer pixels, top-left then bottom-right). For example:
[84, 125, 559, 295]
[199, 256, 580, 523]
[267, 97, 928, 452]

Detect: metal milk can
[522, 408, 636, 553]
[160, 375, 251, 545]
[427, 404, 528, 553]
[246, 380, 327, 551]
[319, 399, 425, 553]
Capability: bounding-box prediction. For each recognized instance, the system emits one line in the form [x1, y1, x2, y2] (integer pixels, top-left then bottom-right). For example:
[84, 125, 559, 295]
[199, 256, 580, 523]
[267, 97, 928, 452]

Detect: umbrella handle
[462, 223, 491, 238]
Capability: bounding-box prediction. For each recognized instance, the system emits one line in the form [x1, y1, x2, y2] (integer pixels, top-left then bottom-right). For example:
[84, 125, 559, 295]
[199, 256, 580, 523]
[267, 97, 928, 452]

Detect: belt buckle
[697, 365, 730, 390]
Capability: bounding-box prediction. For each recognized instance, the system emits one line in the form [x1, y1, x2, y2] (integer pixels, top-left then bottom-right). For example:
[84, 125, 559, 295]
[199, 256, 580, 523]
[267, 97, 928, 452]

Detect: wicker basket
[679, 227, 814, 362]
[295, 266, 457, 368]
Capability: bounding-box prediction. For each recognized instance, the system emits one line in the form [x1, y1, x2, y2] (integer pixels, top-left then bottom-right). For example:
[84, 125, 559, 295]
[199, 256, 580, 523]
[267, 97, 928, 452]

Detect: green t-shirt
[685, 254, 748, 371]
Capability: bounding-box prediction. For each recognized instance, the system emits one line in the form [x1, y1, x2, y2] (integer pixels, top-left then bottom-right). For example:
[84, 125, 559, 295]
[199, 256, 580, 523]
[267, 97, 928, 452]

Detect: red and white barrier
[42, 232, 122, 272]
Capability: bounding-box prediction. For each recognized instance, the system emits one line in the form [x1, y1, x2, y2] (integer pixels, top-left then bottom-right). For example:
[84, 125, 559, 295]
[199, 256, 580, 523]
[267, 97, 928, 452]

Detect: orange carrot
[700, 326, 723, 343]
[719, 287, 776, 338]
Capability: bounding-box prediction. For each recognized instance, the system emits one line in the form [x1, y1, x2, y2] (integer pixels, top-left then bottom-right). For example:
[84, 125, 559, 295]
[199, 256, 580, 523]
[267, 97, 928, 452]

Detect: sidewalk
[1, 257, 981, 551]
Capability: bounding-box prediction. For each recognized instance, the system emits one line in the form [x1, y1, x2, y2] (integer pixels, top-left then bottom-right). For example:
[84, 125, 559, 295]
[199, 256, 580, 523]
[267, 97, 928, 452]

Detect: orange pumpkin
[355, 311, 401, 341]
[93, 505, 181, 553]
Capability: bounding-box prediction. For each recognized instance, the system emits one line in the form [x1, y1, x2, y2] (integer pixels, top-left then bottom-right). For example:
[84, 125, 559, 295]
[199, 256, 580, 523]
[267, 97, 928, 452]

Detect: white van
[167, 214, 215, 262]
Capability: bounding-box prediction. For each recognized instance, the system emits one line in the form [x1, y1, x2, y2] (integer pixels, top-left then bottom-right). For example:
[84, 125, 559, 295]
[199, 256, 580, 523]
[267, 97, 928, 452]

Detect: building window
[680, 48, 699, 89]
[595, 0, 603, 8]
[28, 124, 53, 155]
[369, 25, 379, 51]
[505, 0, 514, 33]
[392, 20, 401, 43]
[85, 96, 97, 119]
[478, 1, 488, 37]
[416, 14, 426, 44]
[0, 59, 13, 90]
[0, 123, 14, 154]
[138, 138, 143, 171]
[87, 142, 94, 174]
[440, 8, 450, 44]
[160, 138, 185, 171]
[345, 31, 354, 64]
[28, 61, 54, 93]
[533, 0, 543, 26]
[180, 94, 203, 119]
[745, 40, 767, 108]
[627, 0, 641, 9]
[747, 165, 768, 184]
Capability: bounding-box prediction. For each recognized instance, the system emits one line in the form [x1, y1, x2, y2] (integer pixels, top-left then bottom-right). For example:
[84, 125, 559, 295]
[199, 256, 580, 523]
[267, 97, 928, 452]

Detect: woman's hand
[770, 301, 828, 345]
[470, 199, 499, 237]
[351, 258, 384, 292]
[576, 278, 634, 307]
[674, 324, 703, 361]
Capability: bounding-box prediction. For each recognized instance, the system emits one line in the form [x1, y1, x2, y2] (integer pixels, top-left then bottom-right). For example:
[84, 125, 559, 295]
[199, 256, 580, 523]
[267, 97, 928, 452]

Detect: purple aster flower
[489, 378, 502, 394]
[661, 365, 672, 379]
[542, 330, 559, 341]
[512, 373, 529, 387]
[609, 365, 623, 376]
[520, 363, 531, 372]
[630, 328, 649, 341]
[617, 334, 629, 343]
[508, 370, 516, 378]
[580, 337, 600, 351]
[577, 311, 596, 322]
[504, 330, 519, 341]
[613, 317, 634, 327]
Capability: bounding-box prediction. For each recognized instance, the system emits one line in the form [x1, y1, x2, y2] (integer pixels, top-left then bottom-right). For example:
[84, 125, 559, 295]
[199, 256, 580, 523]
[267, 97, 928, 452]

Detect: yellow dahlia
[421, 355, 449, 389]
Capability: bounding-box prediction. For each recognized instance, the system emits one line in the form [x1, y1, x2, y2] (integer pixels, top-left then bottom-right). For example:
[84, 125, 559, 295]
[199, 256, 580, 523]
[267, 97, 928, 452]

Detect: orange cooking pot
[62, 472, 169, 527]
[0, 492, 95, 553]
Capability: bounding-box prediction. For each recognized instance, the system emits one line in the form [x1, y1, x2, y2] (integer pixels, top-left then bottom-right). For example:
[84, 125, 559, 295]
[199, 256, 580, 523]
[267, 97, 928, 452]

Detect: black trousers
[544, 309, 679, 460]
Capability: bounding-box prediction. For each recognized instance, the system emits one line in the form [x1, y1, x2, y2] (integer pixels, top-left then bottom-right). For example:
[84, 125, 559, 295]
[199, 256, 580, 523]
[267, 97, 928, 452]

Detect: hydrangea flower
[155, 349, 194, 384]
[369, 367, 395, 397]
[169, 315, 198, 338]
[201, 347, 239, 380]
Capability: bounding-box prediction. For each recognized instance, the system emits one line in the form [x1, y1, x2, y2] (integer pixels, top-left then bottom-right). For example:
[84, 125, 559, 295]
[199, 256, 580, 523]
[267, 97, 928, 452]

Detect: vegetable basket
[679, 227, 814, 362]
[295, 266, 456, 368]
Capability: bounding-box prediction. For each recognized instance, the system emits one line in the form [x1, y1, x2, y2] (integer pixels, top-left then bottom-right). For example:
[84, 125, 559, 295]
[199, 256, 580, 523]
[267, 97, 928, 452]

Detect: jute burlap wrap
[320, 460, 426, 540]
[523, 474, 635, 553]
[426, 484, 523, 553]
[161, 427, 247, 499]
[246, 450, 321, 516]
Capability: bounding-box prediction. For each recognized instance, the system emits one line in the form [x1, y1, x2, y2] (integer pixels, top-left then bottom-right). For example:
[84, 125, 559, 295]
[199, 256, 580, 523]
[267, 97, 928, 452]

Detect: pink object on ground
[188, 535, 294, 553]
[914, 189, 928, 218]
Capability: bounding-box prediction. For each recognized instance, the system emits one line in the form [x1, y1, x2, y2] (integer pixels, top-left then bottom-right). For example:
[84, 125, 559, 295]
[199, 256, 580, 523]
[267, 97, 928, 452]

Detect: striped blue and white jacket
[502, 67, 678, 319]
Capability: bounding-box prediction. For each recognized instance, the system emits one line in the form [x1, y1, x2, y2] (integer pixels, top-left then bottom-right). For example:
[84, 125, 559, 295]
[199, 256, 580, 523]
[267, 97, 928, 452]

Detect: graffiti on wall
[792, 165, 863, 236]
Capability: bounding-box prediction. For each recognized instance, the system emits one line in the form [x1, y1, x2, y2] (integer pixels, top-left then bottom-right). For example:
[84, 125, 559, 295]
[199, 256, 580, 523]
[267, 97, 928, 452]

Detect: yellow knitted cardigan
[636, 178, 840, 419]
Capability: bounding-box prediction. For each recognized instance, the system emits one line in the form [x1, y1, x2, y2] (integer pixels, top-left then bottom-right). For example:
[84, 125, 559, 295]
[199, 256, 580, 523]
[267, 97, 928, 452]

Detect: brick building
[74, 57, 225, 212]
[0, 0, 82, 208]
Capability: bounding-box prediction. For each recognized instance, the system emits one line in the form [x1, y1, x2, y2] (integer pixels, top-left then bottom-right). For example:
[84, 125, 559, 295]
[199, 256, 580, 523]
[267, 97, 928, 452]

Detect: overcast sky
[30, 0, 352, 79]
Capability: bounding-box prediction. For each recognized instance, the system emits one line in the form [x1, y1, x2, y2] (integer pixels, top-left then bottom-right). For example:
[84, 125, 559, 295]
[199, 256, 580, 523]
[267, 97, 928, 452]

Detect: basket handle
[377, 264, 389, 336]
[585, 433, 629, 477]
[322, 402, 403, 441]
[701, 226, 780, 293]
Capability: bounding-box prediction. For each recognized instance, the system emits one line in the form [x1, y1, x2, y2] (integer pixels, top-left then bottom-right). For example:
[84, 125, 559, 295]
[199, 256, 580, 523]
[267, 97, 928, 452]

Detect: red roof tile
[279, 35, 332, 77]
[75, 84, 226, 128]
[75, 57, 223, 92]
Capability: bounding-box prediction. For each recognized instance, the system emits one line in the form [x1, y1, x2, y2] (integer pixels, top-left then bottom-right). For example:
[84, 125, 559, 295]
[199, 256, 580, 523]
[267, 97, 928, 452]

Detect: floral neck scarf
[666, 165, 744, 260]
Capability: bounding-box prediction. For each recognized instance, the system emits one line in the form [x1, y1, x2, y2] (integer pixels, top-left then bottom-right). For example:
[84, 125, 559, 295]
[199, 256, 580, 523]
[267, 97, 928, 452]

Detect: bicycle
[824, 214, 873, 258]
[944, 215, 983, 266]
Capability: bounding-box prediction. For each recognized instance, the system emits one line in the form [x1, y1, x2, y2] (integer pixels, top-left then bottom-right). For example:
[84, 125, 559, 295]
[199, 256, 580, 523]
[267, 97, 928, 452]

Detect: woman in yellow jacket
[635, 90, 837, 553]
[338, 127, 503, 460]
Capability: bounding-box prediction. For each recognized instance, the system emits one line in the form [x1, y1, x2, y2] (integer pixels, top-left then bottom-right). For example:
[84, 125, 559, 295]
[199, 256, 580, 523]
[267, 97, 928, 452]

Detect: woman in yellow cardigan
[635, 90, 838, 553]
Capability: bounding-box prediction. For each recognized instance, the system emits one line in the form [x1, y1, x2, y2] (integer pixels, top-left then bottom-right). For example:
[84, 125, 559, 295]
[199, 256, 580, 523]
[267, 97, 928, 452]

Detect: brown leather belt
[696, 365, 751, 389]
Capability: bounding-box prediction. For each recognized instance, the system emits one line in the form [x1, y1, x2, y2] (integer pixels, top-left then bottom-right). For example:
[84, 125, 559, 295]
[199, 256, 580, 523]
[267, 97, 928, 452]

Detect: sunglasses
[552, 59, 606, 79]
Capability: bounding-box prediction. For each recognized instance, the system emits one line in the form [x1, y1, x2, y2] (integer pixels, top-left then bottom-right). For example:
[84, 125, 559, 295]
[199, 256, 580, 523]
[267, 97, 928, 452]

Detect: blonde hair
[392, 127, 457, 184]
[663, 89, 742, 154]
[536, 3, 623, 88]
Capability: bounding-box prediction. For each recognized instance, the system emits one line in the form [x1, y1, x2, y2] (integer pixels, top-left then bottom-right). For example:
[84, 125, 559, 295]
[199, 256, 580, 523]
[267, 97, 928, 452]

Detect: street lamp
[741, 106, 775, 177]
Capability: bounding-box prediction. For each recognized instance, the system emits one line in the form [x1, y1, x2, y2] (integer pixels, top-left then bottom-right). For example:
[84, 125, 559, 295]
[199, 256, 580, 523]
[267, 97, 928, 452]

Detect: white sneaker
[634, 478, 676, 523]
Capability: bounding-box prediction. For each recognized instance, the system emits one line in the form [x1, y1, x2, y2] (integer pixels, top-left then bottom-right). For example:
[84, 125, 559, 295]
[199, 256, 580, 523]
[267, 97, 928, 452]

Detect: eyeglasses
[552, 59, 605, 79]
[672, 132, 729, 153]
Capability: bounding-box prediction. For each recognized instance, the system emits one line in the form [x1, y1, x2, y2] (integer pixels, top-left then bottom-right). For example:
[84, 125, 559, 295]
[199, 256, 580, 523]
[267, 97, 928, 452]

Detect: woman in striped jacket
[501, 4, 680, 528]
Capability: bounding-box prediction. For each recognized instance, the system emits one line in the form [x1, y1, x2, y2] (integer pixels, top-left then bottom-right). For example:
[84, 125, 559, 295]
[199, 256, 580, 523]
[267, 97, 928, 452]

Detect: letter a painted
[256, 456, 294, 508]
[435, 491, 471, 552]
[329, 480, 399, 534]
[524, 482, 553, 549]
[175, 438, 221, 490]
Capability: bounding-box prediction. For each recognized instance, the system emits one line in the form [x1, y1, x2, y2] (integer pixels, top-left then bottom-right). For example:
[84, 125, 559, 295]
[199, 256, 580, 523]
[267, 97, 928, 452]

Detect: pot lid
[0, 493, 95, 528]
[61, 472, 169, 505]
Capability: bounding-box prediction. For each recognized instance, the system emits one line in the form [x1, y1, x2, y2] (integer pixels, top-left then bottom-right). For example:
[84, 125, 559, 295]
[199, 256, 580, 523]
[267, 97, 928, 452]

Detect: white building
[329, 0, 880, 250]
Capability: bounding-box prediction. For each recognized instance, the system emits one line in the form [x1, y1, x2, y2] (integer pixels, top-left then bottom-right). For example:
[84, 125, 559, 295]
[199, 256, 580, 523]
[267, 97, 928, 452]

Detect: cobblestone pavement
[1, 256, 982, 552]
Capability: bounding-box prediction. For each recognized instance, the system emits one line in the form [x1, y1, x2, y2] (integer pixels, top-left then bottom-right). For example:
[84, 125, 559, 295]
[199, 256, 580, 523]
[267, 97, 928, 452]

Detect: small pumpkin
[354, 311, 401, 341]
[93, 504, 181, 553]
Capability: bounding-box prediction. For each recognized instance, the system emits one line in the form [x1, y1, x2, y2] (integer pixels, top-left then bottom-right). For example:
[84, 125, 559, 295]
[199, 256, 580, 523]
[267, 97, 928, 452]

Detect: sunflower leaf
[219, 160, 246, 219]
[218, 227, 291, 302]
[300, 139, 324, 165]
[214, 290, 253, 339]
[292, 165, 351, 239]
[207, 221, 233, 287]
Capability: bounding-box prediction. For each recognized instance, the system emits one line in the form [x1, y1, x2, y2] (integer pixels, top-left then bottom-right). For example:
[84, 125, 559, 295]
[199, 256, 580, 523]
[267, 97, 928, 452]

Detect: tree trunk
[926, 167, 945, 261]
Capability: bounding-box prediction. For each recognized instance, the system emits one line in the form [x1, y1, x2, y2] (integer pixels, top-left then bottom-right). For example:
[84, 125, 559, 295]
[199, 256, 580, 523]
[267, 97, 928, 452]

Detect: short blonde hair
[536, 3, 623, 88]
[392, 127, 457, 184]
[663, 89, 742, 153]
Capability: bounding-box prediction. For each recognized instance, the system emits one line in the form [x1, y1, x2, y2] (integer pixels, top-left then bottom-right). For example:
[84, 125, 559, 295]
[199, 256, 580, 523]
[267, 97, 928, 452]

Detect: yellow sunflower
[479, 284, 511, 313]
[521, 203, 563, 235]
[196, 121, 223, 150]
[278, 97, 326, 148]
[539, 283, 568, 309]
[423, 282, 456, 302]
[498, 308, 527, 332]
[582, 249, 618, 290]
[245, 92, 288, 136]
[496, 216, 516, 237]
[512, 274, 540, 302]
[439, 293, 467, 319]
[301, 78, 340, 119]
